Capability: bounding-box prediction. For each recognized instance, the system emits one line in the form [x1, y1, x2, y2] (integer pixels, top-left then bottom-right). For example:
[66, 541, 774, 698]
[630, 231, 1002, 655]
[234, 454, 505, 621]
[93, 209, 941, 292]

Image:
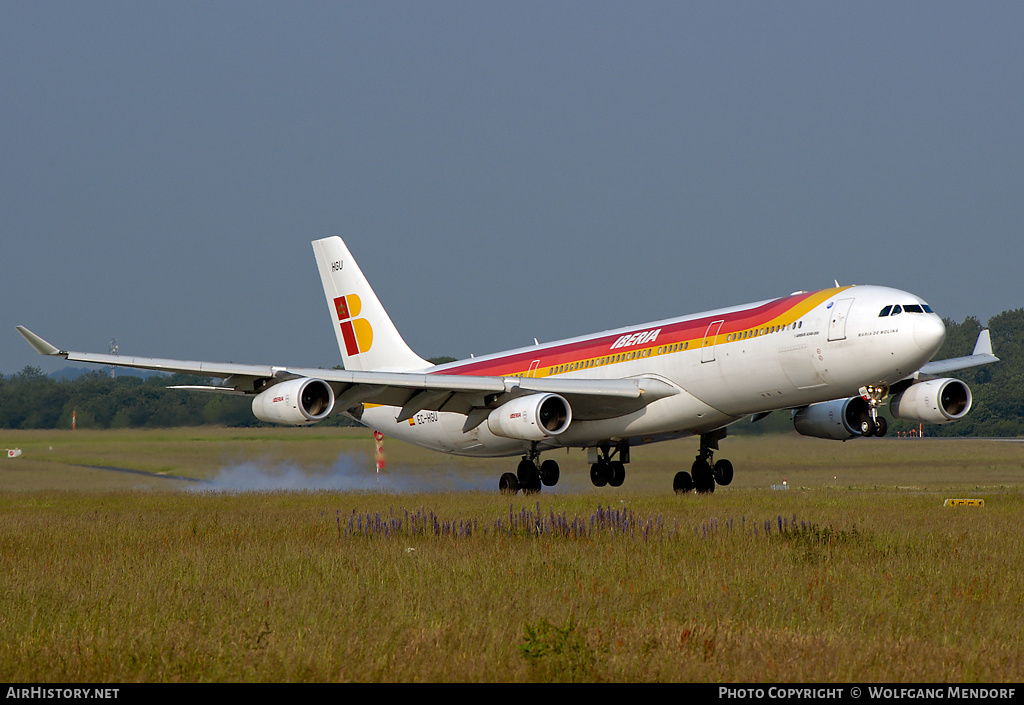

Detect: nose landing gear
[859, 384, 890, 437]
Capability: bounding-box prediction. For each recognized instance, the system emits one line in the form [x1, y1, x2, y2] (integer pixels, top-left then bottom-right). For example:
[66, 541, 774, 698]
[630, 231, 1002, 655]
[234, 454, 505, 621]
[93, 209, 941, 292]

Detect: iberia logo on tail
[334, 294, 373, 355]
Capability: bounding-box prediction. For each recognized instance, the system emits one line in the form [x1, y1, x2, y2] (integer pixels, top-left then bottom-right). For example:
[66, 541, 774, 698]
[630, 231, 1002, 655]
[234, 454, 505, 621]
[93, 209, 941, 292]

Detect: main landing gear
[496, 433, 738, 495]
[499, 447, 560, 495]
[674, 429, 733, 494]
[588, 443, 629, 488]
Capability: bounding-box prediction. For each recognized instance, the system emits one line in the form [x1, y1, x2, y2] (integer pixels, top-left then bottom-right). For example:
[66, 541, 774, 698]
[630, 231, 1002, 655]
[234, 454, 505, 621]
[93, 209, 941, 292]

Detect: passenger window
[879, 306, 892, 317]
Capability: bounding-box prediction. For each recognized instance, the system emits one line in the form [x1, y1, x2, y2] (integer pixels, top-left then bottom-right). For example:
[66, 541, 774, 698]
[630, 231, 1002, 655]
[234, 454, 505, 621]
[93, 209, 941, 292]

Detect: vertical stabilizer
[312, 237, 431, 372]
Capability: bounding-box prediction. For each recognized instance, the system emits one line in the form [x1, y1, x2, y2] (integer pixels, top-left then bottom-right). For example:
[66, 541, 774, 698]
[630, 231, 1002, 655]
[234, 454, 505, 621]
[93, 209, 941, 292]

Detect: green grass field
[1, 427, 1022, 682]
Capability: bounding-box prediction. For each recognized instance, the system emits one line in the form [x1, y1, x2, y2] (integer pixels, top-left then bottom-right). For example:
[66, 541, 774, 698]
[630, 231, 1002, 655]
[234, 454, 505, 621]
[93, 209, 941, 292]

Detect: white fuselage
[359, 285, 946, 456]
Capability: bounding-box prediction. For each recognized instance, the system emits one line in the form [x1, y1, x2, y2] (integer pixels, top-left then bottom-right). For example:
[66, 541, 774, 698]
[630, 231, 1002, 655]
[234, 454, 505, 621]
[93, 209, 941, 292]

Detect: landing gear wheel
[517, 459, 542, 494]
[860, 418, 877, 437]
[873, 416, 888, 437]
[673, 471, 694, 494]
[713, 459, 734, 486]
[608, 461, 626, 487]
[590, 462, 609, 487]
[499, 472, 520, 495]
[517, 458, 537, 484]
[692, 458, 715, 493]
[539, 459, 560, 487]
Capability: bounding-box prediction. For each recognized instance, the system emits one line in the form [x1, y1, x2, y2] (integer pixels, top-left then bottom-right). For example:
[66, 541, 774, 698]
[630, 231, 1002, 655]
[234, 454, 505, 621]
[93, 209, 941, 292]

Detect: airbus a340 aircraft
[18, 237, 999, 494]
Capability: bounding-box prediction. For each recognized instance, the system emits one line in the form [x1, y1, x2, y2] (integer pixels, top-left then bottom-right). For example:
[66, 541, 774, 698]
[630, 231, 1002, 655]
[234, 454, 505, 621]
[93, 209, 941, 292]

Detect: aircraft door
[828, 298, 854, 342]
[701, 320, 725, 363]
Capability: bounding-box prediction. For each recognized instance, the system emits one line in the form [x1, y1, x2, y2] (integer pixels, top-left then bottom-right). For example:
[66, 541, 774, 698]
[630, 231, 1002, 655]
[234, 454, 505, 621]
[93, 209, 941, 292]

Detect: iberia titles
[610, 328, 661, 350]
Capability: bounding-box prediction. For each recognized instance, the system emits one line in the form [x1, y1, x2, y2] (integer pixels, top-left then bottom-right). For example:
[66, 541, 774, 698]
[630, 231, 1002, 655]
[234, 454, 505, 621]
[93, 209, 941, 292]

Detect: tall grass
[1, 428, 1023, 681]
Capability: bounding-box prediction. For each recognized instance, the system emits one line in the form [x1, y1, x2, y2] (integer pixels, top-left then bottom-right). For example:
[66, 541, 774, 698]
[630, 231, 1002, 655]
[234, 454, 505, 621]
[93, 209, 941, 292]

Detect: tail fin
[312, 237, 430, 372]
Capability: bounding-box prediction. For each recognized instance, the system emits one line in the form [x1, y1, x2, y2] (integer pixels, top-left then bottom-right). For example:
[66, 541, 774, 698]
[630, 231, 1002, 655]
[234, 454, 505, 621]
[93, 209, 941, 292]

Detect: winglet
[15, 326, 64, 357]
[973, 329, 993, 357]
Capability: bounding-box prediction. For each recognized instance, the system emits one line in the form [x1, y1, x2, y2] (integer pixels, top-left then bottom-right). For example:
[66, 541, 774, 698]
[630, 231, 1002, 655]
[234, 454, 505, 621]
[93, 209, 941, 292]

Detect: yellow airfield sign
[943, 498, 985, 507]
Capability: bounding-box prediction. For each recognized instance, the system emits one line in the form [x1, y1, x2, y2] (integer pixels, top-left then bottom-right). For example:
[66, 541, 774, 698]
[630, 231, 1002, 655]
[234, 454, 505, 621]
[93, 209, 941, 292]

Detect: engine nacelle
[486, 393, 572, 441]
[251, 378, 335, 426]
[890, 378, 972, 425]
[792, 397, 872, 441]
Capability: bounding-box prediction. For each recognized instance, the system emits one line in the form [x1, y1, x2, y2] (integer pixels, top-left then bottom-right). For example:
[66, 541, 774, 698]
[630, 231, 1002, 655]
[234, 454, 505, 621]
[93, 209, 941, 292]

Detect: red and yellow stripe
[429, 287, 849, 379]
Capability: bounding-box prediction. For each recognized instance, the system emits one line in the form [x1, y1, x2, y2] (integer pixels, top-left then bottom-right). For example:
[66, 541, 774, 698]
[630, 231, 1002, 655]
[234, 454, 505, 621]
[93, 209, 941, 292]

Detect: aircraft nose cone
[913, 314, 946, 355]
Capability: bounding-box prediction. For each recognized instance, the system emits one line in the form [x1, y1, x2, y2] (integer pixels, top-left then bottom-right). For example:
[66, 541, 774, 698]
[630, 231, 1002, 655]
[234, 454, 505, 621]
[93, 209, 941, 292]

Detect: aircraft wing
[15, 326, 679, 423]
[915, 329, 1000, 377]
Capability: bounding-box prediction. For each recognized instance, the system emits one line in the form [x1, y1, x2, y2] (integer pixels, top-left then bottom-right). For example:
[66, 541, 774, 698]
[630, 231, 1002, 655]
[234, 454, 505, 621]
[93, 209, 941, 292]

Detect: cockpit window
[881, 303, 933, 316]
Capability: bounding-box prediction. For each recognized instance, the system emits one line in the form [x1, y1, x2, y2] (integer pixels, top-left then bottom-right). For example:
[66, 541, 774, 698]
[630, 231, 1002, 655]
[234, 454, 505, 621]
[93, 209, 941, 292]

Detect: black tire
[859, 417, 876, 437]
[873, 416, 888, 437]
[499, 472, 520, 495]
[673, 471, 694, 494]
[517, 459, 538, 485]
[608, 461, 625, 487]
[713, 458, 734, 486]
[590, 462, 609, 487]
[692, 458, 715, 493]
[540, 459, 560, 486]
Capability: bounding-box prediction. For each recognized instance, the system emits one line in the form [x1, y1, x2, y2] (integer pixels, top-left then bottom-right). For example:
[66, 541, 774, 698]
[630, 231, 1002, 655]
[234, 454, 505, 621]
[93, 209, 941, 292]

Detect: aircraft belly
[361, 405, 527, 458]
[558, 388, 736, 445]
[362, 389, 737, 456]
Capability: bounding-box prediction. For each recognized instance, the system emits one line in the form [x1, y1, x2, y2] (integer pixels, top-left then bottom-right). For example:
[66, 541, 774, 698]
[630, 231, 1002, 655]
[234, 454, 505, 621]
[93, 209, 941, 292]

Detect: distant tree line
[1, 316, 1020, 434]
[0, 369, 348, 430]
[916, 308, 1024, 437]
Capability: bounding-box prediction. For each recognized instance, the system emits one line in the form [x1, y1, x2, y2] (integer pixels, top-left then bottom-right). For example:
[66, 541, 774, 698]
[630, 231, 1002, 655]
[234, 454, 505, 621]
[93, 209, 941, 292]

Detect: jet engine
[889, 378, 972, 424]
[792, 396, 873, 441]
[486, 393, 572, 441]
[251, 377, 335, 426]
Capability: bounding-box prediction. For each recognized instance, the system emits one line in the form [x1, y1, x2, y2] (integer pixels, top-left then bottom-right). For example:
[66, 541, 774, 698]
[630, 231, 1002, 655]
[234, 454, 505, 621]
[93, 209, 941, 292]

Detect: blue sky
[3, 2, 1022, 375]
